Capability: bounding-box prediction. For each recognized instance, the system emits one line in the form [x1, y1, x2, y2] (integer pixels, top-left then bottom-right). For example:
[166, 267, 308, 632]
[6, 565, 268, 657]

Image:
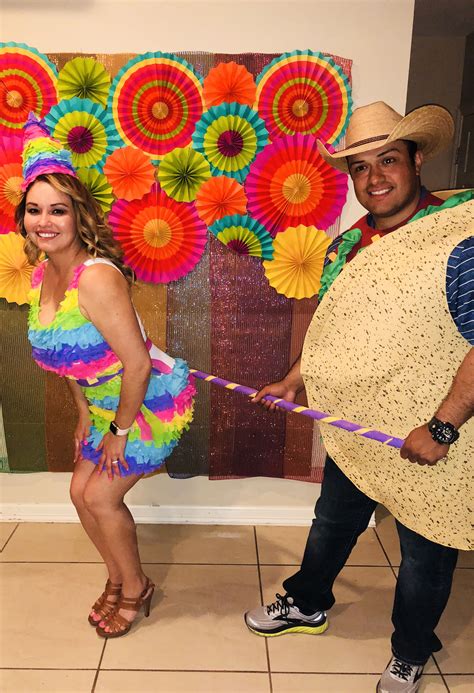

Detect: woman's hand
[96, 432, 130, 480]
[74, 410, 92, 464]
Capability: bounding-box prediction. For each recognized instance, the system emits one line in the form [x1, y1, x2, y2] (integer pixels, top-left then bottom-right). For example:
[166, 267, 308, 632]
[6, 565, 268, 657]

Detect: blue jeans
[283, 456, 458, 665]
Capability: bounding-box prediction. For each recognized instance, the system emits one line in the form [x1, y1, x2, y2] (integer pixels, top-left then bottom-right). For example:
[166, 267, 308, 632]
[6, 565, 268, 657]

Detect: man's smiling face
[347, 140, 423, 229]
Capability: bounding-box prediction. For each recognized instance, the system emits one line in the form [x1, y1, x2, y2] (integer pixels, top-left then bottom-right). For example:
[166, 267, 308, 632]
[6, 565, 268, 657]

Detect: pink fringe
[151, 358, 173, 374]
[56, 351, 120, 379]
[31, 262, 46, 289]
[136, 411, 153, 440]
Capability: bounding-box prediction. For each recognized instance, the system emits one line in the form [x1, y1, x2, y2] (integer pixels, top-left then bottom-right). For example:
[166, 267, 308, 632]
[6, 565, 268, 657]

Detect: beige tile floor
[0, 514, 472, 693]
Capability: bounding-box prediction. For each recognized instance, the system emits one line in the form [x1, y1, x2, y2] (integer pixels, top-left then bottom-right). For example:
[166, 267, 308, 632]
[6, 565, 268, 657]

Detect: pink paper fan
[245, 134, 348, 235]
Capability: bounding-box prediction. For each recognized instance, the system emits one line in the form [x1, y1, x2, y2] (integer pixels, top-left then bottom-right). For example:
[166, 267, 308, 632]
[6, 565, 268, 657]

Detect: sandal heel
[143, 589, 154, 617]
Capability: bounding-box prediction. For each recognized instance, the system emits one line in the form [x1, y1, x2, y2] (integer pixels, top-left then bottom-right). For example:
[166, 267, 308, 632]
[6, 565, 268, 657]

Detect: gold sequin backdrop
[0, 51, 352, 479]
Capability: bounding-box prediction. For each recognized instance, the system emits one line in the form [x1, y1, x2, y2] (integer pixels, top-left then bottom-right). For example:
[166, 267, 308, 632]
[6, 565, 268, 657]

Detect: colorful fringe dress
[28, 258, 195, 475]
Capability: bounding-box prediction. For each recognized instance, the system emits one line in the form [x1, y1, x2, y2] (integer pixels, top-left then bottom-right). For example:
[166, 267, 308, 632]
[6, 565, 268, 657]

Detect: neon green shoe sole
[247, 619, 329, 637]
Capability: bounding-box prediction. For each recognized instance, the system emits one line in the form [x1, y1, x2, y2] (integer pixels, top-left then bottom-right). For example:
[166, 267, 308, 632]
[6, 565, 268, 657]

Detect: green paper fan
[58, 57, 110, 107]
[157, 146, 211, 202]
[77, 167, 114, 212]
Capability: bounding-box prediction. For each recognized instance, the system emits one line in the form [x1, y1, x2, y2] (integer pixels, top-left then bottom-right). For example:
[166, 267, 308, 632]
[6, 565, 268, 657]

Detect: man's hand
[253, 380, 299, 412]
[400, 424, 450, 466]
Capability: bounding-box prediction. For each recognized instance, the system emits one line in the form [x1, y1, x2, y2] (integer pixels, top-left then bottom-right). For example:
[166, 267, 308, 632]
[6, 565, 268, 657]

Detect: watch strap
[428, 417, 459, 445]
[109, 420, 131, 436]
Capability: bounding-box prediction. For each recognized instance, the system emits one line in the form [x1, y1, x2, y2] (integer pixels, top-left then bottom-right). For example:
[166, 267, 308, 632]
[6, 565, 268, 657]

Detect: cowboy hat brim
[317, 104, 454, 174]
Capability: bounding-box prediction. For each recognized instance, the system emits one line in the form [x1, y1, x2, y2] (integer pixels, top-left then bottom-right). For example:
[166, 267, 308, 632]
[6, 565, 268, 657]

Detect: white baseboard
[0, 503, 376, 527]
[0, 503, 315, 525]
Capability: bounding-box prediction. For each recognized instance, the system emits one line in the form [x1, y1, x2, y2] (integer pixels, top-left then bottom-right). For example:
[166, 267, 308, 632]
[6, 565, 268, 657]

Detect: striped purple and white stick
[190, 368, 404, 449]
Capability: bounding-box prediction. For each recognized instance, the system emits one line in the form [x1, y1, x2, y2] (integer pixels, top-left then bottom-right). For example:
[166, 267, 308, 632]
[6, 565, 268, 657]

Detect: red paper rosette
[0, 134, 23, 233]
[256, 50, 352, 144]
[245, 134, 348, 236]
[0, 42, 58, 135]
[108, 52, 204, 162]
[108, 183, 207, 283]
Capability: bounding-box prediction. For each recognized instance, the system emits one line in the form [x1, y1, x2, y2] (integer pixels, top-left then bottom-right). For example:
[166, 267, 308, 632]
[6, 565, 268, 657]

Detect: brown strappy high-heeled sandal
[88, 579, 122, 626]
[96, 577, 155, 639]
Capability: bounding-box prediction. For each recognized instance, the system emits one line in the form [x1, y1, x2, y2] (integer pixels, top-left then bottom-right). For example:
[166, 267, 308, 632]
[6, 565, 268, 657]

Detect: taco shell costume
[301, 199, 474, 550]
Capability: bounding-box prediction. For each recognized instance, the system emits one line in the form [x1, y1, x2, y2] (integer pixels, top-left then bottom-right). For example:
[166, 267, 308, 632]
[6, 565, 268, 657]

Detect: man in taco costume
[245, 101, 474, 693]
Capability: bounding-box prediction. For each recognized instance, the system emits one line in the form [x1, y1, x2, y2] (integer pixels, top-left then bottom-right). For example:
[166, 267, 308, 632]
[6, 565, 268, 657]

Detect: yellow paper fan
[0, 232, 35, 305]
[263, 224, 331, 299]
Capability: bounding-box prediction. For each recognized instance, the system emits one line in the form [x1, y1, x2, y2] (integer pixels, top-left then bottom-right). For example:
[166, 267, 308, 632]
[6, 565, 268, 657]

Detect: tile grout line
[373, 527, 399, 580]
[431, 654, 451, 692]
[0, 560, 431, 568]
[91, 638, 107, 692]
[0, 523, 20, 552]
[253, 526, 273, 693]
[1, 667, 465, 675]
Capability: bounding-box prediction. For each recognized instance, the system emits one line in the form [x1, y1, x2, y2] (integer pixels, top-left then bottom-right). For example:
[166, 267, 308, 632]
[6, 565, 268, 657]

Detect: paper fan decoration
[0, 163, 23, 231]
[44, 97, 118, 170]
[256, 50, 352, 145]
[0, 134, 23, 234]
[210, 214, 274, 260]
[245, 134, 348, 236]
[157, 147, 211, 202]
[103, 146, 155, 201]
[203, 61, 256, 108]
[263, 225, 331, 299]
[58, 57, 110, 107]
[77, 168, 114, 212]
[0, 133, 23, 164]
[108, 183, 207, 283]
[108, 52, 204, 162]
[195, 176, 247, 225]
[0, 42, 58, 135]
[0, 212, 13, 235]
[0, 232, 35, 305]
[192, 102, 268, 183]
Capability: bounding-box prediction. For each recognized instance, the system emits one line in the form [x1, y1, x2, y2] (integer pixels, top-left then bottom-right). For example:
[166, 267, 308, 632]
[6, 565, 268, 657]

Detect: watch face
[429, 418, 458, 444]
[441, 425, 452, 442]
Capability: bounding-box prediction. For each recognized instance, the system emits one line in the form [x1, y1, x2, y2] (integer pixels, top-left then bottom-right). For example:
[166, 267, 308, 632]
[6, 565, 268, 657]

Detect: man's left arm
[401, 348, 474, 465]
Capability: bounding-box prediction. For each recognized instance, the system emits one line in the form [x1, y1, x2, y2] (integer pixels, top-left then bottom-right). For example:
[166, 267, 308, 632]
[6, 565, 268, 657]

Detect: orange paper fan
[195, 176, 247, 225]
[103, 146, 156, 201]
[203, 61, 256, 108]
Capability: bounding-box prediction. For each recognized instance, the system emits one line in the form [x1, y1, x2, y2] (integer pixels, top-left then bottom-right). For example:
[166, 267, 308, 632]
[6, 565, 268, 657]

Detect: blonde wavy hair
[15, 173, 134, 284]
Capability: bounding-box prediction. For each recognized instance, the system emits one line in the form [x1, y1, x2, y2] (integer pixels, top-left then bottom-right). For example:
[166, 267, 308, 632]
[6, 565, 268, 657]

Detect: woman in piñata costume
[16, 113, 195, 638]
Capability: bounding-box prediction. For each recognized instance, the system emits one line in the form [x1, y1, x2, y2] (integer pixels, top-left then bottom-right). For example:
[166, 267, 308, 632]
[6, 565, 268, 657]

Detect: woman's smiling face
[24, 180, 81, 255]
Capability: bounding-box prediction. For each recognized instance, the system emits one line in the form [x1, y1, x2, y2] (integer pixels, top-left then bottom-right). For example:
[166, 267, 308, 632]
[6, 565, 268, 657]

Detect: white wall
[0, 0, 415, 523]
[406, 35, 466, 190]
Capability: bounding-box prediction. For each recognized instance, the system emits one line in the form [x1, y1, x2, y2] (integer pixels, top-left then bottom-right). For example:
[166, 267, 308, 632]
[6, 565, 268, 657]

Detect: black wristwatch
[428, 417, 460, 445]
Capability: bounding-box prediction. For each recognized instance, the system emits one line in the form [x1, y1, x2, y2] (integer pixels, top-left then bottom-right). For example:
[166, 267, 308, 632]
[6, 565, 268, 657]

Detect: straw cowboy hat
[317, 101, 454, 173]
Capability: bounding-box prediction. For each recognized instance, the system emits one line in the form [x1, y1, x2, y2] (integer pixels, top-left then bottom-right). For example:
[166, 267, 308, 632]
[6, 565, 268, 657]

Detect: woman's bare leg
[83, 468, 150, 628]
[70, 458, 123, 584]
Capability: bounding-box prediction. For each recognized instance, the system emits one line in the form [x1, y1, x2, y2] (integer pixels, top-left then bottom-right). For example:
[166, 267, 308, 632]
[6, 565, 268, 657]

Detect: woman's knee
[83, 484, 119, 518]
[70, 478, 86, 511]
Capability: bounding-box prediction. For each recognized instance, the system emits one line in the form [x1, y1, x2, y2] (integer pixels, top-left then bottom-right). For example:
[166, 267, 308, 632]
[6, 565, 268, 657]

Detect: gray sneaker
[244, 592, 328, 637]
[377, 657, 424, 693]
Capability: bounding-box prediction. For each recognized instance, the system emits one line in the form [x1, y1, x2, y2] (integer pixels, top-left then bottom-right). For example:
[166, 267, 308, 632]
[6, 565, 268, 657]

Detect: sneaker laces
[266, 593, 292, 617]
[390, 658, 416, 681]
